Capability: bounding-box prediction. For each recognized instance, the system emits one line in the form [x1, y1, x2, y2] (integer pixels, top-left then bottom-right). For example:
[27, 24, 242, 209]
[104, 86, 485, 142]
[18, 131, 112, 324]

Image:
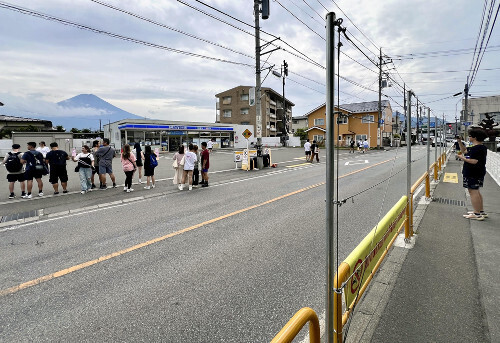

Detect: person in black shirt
[45, 142, 70, 195]
[457, 128, 488, 220]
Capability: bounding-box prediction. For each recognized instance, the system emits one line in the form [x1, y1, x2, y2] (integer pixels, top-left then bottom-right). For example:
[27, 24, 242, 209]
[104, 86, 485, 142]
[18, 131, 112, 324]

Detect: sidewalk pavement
[346, 155, 499, 342]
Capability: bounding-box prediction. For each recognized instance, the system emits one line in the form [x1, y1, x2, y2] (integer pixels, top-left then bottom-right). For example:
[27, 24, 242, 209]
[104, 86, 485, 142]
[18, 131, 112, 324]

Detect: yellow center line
[0, 157, 394, 297]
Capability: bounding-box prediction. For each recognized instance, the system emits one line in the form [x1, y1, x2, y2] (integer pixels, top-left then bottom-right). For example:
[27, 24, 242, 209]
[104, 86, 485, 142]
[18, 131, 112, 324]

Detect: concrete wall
[486, 149, 500, 186]
[12, 132, 74, 153]
[0, 139, 13, 157]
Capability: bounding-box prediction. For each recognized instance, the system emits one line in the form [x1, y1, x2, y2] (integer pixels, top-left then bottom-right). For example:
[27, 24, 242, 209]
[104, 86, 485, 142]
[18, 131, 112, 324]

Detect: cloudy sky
[0, 0, 499, 126]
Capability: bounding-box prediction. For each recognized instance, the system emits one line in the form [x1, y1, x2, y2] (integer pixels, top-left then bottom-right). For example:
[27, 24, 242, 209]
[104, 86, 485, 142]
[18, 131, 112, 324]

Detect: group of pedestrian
[3, 138, 159, 198]
[172, 142, 210, 191]
[303, 139, 320, 162]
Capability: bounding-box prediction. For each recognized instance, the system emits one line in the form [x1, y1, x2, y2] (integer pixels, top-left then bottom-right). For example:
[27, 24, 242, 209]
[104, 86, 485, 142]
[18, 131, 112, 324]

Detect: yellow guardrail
[333, 196, 407, 343]
[271, 307, 320, 343]
[273, 151, 450, 343]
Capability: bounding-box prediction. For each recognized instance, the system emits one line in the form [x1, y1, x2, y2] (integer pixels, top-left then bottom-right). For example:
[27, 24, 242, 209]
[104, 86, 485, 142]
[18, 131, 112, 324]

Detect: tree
[55, 125, 65, 132]
[294, 128, 308, 141]
[70, 128, 81, 134]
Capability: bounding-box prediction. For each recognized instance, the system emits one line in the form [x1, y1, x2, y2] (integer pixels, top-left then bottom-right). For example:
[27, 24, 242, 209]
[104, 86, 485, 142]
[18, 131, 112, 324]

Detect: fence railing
[273, 151, 449, 343]
[271, 307, 320, 343]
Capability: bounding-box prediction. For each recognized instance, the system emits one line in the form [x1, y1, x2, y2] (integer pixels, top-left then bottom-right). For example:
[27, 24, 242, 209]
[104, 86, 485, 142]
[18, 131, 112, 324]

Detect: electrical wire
[89, 0, 256, 61]
[0, 2, 255, 68]
[275, 0, 326, 41]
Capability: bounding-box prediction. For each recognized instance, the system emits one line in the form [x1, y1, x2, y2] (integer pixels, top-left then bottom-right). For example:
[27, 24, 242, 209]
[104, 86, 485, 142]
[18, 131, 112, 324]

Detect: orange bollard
[434, 164, 438, 181]
[425, 174, 430, 198]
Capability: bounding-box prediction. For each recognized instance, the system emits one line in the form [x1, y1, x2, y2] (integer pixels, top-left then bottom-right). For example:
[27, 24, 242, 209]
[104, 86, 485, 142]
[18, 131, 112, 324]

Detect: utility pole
[427, 107, 430, 177]
[378, 48, 382, 149]
[406, 90, 412, 236]
[254, 0, 263, 166]
[455, 115, 458, 136]
[415, 98, 419, 144]
[325, 12, 337, 343]
[282, 60, 288, 142]
[464, 77, 469, 141]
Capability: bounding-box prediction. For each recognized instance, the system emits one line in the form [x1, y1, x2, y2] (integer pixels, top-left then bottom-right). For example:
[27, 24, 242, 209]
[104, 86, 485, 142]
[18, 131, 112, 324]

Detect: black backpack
[5, 152, 23, 173]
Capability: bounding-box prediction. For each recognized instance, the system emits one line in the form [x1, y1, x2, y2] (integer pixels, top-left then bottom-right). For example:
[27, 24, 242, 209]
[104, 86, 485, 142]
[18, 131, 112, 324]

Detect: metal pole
[406, 90, 412, 235]
[282, 63, 286, 143]
[325, 12, 336, 343]
[377, 48, 382, 150]
[427, 107, 430, 175]
[464, 77, 469, 141]
[434, 115, 438, 163]
[254, 0, 263, 165]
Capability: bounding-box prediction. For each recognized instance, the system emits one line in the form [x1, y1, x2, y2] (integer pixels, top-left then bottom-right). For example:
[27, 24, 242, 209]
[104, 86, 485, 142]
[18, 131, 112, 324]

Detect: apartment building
[215, 86, 294, 138]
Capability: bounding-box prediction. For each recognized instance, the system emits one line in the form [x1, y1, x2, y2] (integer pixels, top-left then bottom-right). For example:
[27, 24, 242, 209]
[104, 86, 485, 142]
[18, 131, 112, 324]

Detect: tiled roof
[0, 115, 51, 123]
[304, 100, 391, 116]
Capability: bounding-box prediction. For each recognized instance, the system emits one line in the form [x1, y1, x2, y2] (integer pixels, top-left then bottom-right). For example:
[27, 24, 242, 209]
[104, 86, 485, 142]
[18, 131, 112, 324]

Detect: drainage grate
[432, 197, 466, 207]
[0, 210, 39, 223]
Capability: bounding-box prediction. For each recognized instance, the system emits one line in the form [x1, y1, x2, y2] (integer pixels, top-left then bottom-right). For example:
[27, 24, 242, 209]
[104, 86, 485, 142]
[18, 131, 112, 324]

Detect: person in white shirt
[36, 141, 51, 158]
[304, 139, 311, 161]
[363, 139, 369, 153]
[72, 145, 95, 194]
[179, 143, 197, 191]
[207, 139, 214, 153]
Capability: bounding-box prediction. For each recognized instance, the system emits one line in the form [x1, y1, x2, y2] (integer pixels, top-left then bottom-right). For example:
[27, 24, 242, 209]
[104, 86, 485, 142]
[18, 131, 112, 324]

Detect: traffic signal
[283, 60, 288, 77]
[261, 0, 270, 19]
[448, 124, 452, 128]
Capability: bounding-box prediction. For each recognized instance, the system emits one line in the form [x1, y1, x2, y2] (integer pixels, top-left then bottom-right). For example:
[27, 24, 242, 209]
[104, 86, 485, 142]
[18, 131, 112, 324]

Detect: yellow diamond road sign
[242, 129, 252, 139]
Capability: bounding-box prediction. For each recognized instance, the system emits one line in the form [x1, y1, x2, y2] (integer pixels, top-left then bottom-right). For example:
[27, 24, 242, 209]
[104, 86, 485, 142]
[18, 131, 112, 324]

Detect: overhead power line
[0, 2, 254, 67]
[89, 0, 255, 60]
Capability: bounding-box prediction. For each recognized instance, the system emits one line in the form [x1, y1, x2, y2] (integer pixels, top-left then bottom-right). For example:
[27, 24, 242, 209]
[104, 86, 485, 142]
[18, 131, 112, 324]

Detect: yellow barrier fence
[333, 196, 407, 343]
[271, 307, 320, 343]
[273, 151, 449, 343]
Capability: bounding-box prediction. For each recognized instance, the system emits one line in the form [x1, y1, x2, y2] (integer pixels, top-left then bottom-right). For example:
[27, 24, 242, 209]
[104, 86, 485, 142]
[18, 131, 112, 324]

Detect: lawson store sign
[117, 124, 234, 132]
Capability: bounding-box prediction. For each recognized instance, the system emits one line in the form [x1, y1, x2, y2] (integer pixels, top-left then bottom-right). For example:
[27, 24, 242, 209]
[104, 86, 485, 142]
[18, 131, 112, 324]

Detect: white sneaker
[138, 179, 142, 184]
[38, 192, 44, 197]
[124, 187, 128, 191]
[178, 185, 183, 191]
[81, 191, 86, 194]
[23, 194, 32, 199]
[144, 186, 151, 190]
[188, 186, 192, 191]
[126, 188, 134, 193]
[152, 184, 155, 188]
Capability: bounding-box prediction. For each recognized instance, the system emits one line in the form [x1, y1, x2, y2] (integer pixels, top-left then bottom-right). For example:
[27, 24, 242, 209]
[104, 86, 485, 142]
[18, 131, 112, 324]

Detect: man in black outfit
[45, 142, 70, 195]
[457, 128, 488, 221]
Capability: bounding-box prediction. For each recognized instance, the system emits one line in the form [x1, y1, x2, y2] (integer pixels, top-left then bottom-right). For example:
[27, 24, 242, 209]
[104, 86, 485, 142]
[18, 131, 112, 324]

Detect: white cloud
[0, 0, 499, 124]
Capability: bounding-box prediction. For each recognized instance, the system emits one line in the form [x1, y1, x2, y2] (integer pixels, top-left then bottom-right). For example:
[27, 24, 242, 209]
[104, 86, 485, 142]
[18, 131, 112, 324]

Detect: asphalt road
[0, 146, 435, 342]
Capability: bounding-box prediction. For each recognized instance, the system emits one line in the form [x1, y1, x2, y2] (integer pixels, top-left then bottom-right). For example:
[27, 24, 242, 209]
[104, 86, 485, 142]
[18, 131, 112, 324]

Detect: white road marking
[344, 160, 368, 166]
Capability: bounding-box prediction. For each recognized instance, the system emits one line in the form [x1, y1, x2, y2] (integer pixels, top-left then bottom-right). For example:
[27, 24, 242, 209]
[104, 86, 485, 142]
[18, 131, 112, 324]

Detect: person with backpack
[142, 145, 157, 190]
[20, 141, 47, 198]
[3, 143, 26, 199]
[45, 142, 70, 195]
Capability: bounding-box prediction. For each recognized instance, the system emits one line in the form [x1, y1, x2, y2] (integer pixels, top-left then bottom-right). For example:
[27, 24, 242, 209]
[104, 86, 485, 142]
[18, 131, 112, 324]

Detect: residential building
[304, 100, 393, 147]
[291, 115, 308, 134]
[462, 95, 500, 127]
[215, 86, 294, 138]
[0, 114, 53, 137]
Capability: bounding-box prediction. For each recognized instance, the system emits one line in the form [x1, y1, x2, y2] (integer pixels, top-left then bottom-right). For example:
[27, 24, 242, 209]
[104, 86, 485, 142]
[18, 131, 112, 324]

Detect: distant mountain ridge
[53, 94, 144, 130]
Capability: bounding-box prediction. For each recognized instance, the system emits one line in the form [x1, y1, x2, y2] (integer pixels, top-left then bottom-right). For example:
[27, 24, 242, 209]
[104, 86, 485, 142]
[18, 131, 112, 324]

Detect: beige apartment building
[215, 86, 294, 138]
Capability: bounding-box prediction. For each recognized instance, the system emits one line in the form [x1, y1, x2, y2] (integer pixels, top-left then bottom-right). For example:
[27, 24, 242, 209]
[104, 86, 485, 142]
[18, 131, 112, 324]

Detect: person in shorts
[142, 145, 157, 189]
[3, 144, 26, 199]
[207, 139, 213, 153]
[457, 128, 488, 221]
[45, 142, 70, 194]
[304, 139, 311, 161]
[95, 138, 117, 189]
[20, 141, 46, 198]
